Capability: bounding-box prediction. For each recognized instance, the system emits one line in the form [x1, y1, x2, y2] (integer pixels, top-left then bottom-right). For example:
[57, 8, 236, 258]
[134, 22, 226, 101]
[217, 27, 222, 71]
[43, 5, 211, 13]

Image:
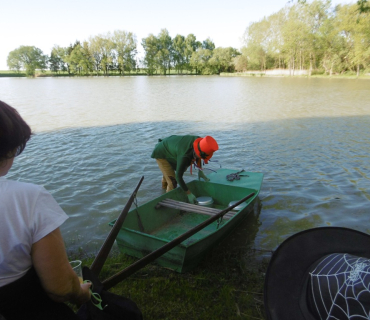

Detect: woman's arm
[31, 228, 91, 305]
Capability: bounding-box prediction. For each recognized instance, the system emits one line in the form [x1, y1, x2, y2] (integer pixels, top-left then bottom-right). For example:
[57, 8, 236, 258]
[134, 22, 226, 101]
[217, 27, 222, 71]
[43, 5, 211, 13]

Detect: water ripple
[2, 77, 370, 255]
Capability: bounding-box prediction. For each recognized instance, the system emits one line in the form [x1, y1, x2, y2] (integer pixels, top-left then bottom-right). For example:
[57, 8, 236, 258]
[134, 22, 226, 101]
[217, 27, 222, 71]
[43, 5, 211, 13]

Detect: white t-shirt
[0, 177, 68, 286]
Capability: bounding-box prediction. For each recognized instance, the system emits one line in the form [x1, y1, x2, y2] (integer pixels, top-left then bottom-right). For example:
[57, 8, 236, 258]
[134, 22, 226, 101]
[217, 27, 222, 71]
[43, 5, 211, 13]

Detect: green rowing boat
[110, 168, 263, 273]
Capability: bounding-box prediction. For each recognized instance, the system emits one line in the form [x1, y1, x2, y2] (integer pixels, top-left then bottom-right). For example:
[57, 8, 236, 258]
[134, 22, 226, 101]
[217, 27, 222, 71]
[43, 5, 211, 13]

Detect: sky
[0, 0, 354, 70]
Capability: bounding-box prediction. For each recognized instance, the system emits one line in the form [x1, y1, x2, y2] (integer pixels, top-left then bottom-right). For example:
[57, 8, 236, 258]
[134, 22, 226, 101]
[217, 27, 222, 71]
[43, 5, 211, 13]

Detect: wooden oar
[90, 176, 144, 276]
[102, 192, 256, 289]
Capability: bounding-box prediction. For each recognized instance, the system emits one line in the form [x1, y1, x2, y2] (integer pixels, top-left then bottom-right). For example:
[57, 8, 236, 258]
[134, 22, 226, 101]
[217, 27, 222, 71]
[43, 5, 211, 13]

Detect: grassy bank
[2, 69, 370, 79]
[0, 70, 198, 77]
[73, 250, 269, 320]
[0, 70, 26, 77]
[68, 215, 270, 320]
[221, 71, 370, 79]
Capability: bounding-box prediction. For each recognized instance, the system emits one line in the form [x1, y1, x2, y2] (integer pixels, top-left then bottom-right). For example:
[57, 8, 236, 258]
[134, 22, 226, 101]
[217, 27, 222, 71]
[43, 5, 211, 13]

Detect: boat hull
[111, 169, 263, 273]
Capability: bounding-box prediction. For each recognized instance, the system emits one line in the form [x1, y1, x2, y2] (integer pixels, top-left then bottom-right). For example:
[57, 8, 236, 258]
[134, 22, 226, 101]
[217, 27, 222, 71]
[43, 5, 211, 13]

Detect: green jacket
[151, 135, 200, 191]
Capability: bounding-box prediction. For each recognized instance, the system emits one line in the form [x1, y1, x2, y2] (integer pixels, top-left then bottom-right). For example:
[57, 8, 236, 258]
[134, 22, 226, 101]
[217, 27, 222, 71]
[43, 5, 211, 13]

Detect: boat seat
[155, 198, 236, 220]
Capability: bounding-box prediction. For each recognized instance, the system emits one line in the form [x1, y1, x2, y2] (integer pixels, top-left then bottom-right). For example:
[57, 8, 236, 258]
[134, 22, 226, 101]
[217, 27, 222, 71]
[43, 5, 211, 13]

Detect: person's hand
[73, 282, 92, 306]
[198, 170, 210, 182]
[81, 282, 92, 300]
[187, 193, 198, 204]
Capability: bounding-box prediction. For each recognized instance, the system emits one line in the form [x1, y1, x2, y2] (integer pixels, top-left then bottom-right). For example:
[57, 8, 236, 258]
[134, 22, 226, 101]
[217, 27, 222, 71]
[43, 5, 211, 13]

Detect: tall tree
[141, 34, 159, 75]
[113, 30, 137, 74]
[184, 34, 201, 73]
[89, 34, 115, 75]
[242, 14, 278, 71]
[156, 29, 172, 75]
[49, 45, 67, 73]
[172, 34, 186, 74]
[318, 6, 344, 75]
[280, 5, 311, 75]
[335, 3, 370, 75]
[80, 41, 94, 74]
[7, 46, 47, 76]
[294, 0, 332, 74]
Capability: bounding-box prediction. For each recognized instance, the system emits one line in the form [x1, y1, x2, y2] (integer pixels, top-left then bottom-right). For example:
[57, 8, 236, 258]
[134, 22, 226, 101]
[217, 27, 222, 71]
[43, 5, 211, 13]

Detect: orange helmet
[193, 136, 218, 164]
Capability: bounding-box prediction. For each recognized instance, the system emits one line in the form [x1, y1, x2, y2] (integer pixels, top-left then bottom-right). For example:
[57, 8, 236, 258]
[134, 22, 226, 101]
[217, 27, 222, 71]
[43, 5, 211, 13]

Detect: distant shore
[1, 69, 370, 79]
[221, 70, 370, 79]
[0, 70, 197, 78]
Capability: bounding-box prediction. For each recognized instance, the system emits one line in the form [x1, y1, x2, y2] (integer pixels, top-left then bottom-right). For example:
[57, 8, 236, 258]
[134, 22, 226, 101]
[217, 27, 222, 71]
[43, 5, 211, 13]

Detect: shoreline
[220, 72, 370, 79]
[2, 70, 370, 79]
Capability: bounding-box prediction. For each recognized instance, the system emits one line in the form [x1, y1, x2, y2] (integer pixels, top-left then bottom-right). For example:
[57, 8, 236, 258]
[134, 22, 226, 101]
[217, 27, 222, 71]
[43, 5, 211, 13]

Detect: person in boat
[0, 100, 91, 320]
[151, 135, 218, 204]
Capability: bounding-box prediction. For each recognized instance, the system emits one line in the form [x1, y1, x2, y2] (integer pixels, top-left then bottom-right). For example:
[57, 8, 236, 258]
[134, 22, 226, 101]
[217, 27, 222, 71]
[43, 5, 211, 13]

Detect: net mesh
[309, 253, 370, 320]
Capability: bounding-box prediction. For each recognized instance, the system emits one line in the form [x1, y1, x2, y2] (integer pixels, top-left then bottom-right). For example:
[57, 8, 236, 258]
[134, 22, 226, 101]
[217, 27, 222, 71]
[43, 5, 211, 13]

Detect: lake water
[1, 75, 370, 259]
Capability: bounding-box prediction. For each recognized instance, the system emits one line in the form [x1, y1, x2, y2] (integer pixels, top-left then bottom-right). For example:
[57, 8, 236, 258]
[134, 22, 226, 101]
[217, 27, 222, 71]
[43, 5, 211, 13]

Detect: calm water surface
[1, 76, 370, 259]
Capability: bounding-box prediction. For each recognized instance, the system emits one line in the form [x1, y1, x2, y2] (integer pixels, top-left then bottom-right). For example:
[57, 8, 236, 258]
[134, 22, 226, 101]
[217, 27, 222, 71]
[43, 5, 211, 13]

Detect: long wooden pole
[102, 192, 255, 290]
[90, 176, 144, 276]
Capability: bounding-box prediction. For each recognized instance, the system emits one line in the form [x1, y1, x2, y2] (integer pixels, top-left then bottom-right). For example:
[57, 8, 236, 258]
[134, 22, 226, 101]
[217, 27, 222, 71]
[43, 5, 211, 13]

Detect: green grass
[69, 237, 269, 319]
[0, 69, 199, 77]
[221, 71, 370, 79]
[0, 70, 26, 77]
[2, 69, 369, 79]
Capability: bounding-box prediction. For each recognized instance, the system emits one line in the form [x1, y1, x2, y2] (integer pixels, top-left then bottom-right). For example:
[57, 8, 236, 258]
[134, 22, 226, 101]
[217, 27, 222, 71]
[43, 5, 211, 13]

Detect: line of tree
[141, 29, 240, 75]
[6, 29, 240, 77]
[6, 1, 370, 77]
[237, 0, 370, 76]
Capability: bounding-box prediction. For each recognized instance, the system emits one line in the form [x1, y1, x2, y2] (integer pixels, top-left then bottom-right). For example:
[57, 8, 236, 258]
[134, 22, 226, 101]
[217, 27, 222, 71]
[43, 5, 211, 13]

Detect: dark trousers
[0, 267, 80, 320]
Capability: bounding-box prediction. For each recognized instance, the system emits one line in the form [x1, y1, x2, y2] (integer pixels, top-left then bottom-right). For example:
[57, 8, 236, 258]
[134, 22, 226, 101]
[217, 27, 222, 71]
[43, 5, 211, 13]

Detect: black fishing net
[308, 253, 370, 319]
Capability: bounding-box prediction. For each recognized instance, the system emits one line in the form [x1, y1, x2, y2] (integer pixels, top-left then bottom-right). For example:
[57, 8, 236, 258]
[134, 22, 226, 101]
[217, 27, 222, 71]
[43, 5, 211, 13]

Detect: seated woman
[0, 100, 91, 319]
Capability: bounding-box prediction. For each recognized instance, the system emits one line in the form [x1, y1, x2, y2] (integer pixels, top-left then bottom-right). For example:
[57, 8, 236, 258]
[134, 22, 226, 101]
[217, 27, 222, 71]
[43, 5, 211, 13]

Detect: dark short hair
[0, 100, 32, 162]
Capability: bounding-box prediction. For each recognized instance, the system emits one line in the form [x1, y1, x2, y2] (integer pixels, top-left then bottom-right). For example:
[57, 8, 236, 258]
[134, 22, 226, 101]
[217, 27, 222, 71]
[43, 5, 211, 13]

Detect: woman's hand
[73, 282, 92, 306]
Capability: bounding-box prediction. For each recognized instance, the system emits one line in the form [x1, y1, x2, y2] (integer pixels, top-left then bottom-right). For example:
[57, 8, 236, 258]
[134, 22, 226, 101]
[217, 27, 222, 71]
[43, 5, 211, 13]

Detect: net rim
[264, 227, 370, 320]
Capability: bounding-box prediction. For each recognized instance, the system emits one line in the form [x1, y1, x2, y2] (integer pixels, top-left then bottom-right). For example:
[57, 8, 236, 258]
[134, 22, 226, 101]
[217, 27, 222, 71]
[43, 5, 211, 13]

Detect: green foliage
[8, 0, 368, 77]
[190, 48, 213, 74]
[358, 0, 370, 13]
[141, 34, 159, 75]
[7, 46, 47, 76]
[208, 47, 240, 74]
[6, 0, 370, 77]
[240, 0, 370, 75]
[233, 55, 249, 72]
[140, 31, 226, 75]
[113, 30, 137, 74]
[89, 34, 116, 75]
[49, 46, 67, 73]
[202, 38, 215, 51]
[156, 29, 173, 75]
[184, 34, 202, 73]
[172, 34, 186, 74]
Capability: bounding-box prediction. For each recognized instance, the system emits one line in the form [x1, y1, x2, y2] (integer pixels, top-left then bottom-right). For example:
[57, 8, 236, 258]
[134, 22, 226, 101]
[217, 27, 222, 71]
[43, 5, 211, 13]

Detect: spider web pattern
[309, 253, 370, 320]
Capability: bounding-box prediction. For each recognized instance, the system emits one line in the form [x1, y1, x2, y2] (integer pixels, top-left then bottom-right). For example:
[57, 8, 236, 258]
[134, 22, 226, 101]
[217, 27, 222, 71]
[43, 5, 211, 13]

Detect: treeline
[6, 1, 370, 77]
[6, 29, 239, 77]
[238, 0, 370, 76]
